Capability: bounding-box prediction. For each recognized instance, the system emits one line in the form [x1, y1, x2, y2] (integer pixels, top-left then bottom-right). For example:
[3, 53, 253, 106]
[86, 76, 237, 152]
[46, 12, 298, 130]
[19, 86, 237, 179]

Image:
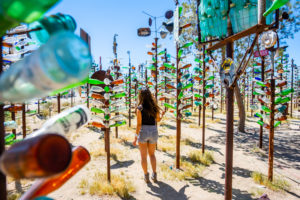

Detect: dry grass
[62, 101, 70, 107]
[90, 146, 124, 161]
[159, 158, 205, 181]
[79, 171, 135, 199]
[188, 124, 201, 128]
[40, 109, 50, 118]
[251, 172, 290, 191]
[7, 193, 21, 200]
[157, 135, 176, 152]
[188, 150, 214, 166]
[205, 118, 221, 124]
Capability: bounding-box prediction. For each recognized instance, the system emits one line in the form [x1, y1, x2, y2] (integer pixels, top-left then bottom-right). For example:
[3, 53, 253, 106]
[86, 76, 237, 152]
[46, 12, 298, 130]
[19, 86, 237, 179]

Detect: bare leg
[148, 143, 157, 173]
[139, 142, 148, 175]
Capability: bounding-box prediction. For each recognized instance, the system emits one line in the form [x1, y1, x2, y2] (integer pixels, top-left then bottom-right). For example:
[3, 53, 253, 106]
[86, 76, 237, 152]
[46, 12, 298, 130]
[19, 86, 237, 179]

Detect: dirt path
[7, 108, 300, 200]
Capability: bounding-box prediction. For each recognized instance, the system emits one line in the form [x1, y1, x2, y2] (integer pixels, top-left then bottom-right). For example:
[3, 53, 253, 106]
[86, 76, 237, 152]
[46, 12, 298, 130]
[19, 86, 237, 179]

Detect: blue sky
[47, 0, 300, 70]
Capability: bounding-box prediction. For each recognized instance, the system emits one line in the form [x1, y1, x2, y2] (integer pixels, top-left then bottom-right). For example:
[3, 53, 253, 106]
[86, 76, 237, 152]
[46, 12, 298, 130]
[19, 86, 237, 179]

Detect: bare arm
[156, 110, 165, 122]
[136, 109, 142, 135]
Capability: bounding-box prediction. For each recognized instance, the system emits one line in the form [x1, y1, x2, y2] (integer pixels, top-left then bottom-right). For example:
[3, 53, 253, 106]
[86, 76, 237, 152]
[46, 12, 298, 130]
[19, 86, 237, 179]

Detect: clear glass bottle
[0, 32, 92, 103]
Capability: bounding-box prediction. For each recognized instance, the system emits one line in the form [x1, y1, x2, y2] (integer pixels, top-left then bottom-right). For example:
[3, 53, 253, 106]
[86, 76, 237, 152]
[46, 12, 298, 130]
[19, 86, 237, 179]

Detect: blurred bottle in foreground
[0, 0, 61, 36]
[0, 133, 72, 179]
[30, 105, 91, 138]
[29, 13, 76, 44]
[20, 146, 90, 200]
[0, 31, 92, 103]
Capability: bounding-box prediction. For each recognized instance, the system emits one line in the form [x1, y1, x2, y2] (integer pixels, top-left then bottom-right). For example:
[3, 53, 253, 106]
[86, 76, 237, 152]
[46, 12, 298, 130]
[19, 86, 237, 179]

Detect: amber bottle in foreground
[20, 146, 90, 200]
[0, 133, 72, 179]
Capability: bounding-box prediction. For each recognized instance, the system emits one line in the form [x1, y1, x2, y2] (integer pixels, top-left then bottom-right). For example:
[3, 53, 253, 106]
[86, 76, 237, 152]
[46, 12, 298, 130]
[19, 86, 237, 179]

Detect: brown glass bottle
[4, 105, 23, 112]
[20, 146, 90, 200]
[0, 133, 72, 179]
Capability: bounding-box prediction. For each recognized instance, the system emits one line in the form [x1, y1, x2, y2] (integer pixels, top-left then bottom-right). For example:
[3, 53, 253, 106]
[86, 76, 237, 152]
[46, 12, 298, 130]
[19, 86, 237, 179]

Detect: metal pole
[57, 93, 61, 113]
[11, 104, 16, 139]
[196, 0, 202, 126]
[212, 69, 215, 120]
[259, 57, 265, 149]
[225, 9, 234, 200]
[37, 100, 40, 115]
[164, 49, 168, 112]
[86, 84, 89, 109]
[202, 46, 206, 154]
[175, 44, 181, 169]
[22, 104, 26, 138]
[155, 38, 159, 102]
[268, 50, 275, 182]
[290, 59, 294, 118]
[128, 52, 132, 127]
[0, 37, 7, 200]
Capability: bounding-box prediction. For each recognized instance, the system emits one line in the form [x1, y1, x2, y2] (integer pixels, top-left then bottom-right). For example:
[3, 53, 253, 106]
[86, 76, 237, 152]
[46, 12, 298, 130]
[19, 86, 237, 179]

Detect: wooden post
[164, 49, 168, 112]
[212, 69, 215, 120]
[196, 0, 202, 126]
[0, 37, 7, 200]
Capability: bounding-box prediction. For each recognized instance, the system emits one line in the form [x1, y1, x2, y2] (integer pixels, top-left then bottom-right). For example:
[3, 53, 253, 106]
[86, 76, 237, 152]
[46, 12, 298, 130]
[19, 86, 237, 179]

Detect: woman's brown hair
[138, 87, 160, 118]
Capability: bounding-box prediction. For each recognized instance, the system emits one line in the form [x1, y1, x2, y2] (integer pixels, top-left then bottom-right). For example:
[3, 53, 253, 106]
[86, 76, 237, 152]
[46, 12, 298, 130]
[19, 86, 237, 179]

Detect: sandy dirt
[6, 100, 300, 200]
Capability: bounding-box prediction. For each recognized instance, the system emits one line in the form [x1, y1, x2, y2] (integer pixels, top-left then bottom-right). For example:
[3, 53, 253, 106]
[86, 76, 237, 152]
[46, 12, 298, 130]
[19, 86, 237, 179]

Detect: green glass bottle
[29, 13, 76, 44]
[0, 0, 61, 36]
[261, 105, 271, 113]
[280, 88, 294, 96]
[257, 120, 264, 126]
[112, 92, 126, 98]
[279, 97, 291, 104]
[164, 103, 176, 110]
[205, 84, 214, 89]
[5, 133, 15, 145]
[91, 107, 104, 114]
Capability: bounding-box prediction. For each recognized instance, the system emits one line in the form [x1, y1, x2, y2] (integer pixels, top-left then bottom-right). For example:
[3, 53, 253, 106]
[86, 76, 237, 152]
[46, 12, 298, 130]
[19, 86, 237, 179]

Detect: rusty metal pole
[196, 0, 202, 126]
[225, 10, 234, 200]
[0, 37, 7, 200]
[154, 38, 159, 102]
[22, 104, 26, 138]
[212, 69, 215, 120]
[221, 85, 223, 113]
[128, 52, 132, 127]
[86, 84, 89, 109]
[164, 49, 168, 112]
[11, 104, 16, 139]
[251, 66, 254, 117]
[290, 59, 294, 118]
[57, 93, 61, 113]
[104, 99, 111, 182]
[175, 43, 181, 169]
[259, 57, 265, 149]
[268, 50, 275, 182]
[37, 100, 40, 115]
[202, 46, 206, 154]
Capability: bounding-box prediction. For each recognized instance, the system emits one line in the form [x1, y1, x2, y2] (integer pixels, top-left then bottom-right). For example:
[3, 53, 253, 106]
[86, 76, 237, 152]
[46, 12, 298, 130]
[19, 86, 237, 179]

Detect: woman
[133, 88, 165, 183]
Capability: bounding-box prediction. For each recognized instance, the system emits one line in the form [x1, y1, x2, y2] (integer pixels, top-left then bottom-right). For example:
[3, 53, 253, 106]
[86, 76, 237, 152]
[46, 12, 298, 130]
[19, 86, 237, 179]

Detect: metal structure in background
[127, 51, 132, 127]
[202, 46, 206, 154]
[113, 34, 120, 138]
[80, 28, 91, 109]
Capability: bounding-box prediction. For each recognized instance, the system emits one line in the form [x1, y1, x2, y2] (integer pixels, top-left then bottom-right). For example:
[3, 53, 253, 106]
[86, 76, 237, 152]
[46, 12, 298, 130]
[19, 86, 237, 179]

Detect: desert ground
[6, 98, 300, 200]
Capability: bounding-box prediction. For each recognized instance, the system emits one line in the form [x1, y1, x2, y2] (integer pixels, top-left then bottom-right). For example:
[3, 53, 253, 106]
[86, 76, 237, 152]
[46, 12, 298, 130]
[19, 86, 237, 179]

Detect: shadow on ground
[146, 181, 189, 200]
